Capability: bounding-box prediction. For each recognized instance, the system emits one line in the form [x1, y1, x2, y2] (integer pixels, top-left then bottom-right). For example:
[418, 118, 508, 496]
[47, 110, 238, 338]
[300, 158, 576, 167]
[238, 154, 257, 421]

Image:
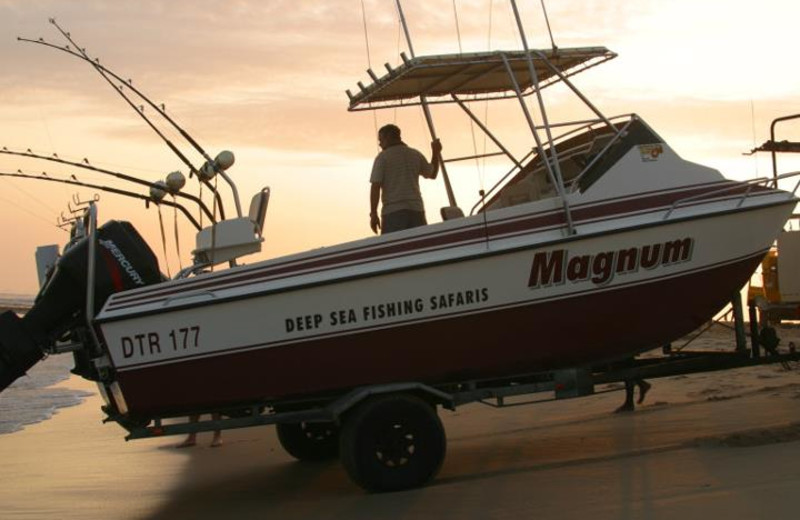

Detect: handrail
[663, 171, 800, 220]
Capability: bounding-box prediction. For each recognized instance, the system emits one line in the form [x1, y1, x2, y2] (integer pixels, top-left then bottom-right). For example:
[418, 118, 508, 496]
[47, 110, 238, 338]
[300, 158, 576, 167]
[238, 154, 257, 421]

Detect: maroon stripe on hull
[116, 252, 763, 416]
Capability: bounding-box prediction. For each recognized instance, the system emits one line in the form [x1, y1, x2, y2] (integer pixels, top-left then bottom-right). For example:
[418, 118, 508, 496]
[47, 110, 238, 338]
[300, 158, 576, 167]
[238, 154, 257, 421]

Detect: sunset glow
[1, 0, 799, 294]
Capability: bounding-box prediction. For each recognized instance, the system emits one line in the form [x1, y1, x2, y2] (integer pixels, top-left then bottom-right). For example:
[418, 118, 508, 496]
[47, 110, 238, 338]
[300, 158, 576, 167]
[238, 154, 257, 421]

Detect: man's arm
[424, 138, 442, 179]
[369, 182, 381, 234]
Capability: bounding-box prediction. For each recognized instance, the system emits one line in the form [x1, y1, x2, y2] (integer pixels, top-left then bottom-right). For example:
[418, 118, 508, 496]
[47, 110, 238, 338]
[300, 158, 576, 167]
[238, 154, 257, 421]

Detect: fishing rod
[49, 18, 242, 217]
[17, 25, 234, 219]
[0, 171, 201, 230]
[0, 147, 215, 223]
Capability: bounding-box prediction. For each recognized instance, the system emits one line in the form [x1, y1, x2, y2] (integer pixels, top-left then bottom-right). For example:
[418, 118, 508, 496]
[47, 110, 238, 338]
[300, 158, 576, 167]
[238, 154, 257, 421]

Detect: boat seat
[192, 187, 270, 266]
[248, 187, 270, 236]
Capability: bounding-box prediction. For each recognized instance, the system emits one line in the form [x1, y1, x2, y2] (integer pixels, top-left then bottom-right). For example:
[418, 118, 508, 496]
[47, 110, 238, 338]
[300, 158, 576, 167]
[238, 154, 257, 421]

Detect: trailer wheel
[276, 421, 339, 461]
[339, 394, 446, 493]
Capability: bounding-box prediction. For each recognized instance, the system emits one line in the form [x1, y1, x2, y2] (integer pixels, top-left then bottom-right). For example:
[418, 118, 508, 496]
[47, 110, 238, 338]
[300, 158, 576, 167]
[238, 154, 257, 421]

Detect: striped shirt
[370, 143, 433, 215]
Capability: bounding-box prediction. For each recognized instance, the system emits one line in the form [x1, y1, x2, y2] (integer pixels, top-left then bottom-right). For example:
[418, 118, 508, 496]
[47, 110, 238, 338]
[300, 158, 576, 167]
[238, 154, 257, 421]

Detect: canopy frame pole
[501, 53, 574, 234]
[532, 49, 615, 129]
[509, 0, 573, 235]
[451, 94, 523, 170]
[395, 0, 458, 209]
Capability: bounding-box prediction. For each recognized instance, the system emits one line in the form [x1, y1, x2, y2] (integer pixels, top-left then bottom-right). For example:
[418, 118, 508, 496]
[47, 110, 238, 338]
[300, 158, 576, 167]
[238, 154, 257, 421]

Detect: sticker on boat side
[639, 143, 664, 162]
[528, 237, 694, 289]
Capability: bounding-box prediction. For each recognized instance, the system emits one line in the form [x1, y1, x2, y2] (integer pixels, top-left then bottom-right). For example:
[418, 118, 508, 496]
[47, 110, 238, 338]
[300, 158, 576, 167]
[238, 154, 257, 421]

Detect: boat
[0, 1, 797, 492]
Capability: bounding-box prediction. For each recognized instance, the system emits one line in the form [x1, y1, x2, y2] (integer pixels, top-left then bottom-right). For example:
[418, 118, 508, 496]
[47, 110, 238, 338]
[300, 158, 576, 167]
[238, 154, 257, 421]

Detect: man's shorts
[382, 209, 427, 234]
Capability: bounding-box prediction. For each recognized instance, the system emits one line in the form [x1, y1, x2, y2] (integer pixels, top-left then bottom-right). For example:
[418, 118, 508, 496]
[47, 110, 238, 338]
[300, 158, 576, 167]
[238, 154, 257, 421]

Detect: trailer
[111, 290, 798, 493]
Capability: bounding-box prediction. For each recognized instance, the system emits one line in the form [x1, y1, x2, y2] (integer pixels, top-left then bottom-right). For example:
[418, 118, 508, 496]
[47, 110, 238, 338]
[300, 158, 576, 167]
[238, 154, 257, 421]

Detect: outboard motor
[0, 220, 161, 392]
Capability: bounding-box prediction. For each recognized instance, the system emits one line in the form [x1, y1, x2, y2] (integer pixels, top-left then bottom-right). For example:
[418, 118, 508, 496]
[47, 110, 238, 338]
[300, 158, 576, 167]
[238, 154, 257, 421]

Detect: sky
[1, 0, 800, 295]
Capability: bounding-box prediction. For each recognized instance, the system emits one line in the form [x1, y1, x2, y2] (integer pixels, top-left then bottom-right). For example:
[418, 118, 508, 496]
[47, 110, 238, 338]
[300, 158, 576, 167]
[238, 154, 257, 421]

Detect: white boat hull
[96, 187, 795, 415]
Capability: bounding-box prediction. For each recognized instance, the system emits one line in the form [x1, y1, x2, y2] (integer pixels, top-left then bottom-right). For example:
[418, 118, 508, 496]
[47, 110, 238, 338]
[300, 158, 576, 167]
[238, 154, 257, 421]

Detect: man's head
[378, 124, 402, 149]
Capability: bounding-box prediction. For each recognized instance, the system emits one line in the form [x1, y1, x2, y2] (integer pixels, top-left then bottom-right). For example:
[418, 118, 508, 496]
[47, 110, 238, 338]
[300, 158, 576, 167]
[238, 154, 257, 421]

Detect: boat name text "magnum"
[528, 237, 694, 289]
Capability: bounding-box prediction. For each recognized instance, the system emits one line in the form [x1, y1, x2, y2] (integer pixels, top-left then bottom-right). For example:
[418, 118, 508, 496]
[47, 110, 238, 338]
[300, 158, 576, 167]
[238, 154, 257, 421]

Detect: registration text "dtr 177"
[120, 326, 200, 359]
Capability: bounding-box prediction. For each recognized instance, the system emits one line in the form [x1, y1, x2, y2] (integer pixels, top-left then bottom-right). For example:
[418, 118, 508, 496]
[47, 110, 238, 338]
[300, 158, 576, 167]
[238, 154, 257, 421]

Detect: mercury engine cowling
[0, 220, 161, 392]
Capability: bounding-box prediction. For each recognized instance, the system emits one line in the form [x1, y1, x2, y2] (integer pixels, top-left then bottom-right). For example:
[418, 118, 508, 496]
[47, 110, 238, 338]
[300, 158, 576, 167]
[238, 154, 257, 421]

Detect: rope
[3, 172, 59, 219]
[209, 174, 219, 271]
[198, 181, 203, 228]
[360, 0, 373, 69]
[452, 0, 463, 53]
[750, 100, 759, 178]
[172, 195, 183, 271]
[479, 0, 496, 189]
[0, 189, 61, 230]
[360, 0, 379, 137]
[157, 204, 171, 278]
[394, 6, 403, 124]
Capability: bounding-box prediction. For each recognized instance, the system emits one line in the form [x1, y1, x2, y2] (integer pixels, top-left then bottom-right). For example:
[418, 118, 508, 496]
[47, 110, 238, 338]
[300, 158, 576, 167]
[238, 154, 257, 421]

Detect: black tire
[276, 421, 339, 461]
[339, 394, 446, 493]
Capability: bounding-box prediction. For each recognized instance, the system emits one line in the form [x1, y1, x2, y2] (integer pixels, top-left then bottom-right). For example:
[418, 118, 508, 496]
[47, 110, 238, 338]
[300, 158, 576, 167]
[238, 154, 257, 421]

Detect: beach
[1, 326, 800, 519]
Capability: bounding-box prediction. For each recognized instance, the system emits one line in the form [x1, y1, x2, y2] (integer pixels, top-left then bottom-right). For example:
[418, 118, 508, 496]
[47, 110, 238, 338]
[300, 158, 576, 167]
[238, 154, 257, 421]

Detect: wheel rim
[301, 422, 336, 443]
[374, 422, 417, 468]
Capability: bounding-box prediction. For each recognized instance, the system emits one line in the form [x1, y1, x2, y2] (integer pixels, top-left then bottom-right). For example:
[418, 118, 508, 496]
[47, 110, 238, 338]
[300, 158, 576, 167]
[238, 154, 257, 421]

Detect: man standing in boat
[369, 124, 442, 234]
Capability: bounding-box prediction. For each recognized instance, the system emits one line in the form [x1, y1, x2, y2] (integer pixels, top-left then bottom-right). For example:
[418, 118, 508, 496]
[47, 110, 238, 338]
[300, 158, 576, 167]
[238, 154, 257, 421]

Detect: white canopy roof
[348, 47, 616, 111]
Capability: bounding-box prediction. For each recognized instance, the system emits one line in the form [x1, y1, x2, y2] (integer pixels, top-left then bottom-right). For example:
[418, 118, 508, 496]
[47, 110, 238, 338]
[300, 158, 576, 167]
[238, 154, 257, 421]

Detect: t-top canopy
[348, 46, 616, 111]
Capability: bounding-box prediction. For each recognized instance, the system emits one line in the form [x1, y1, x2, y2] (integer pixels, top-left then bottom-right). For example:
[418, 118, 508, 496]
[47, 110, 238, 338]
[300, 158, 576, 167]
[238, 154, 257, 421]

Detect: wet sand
[2, 326, 800, 519]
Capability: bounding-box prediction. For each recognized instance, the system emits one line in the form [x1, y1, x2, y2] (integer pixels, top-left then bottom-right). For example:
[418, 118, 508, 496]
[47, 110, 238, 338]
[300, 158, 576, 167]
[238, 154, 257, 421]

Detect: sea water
[0, 354, 93, 435]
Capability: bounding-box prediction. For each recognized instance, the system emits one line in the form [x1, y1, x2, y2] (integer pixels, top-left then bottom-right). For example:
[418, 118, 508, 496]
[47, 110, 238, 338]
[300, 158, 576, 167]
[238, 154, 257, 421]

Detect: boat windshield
[477, 116, 663, 213]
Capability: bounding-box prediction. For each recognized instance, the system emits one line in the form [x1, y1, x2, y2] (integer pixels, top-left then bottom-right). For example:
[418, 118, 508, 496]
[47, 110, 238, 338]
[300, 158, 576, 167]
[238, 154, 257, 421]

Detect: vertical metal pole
[731, 293, 747, 353]
[395, 0, 458, 209]
[395, 0, 416, 58]
[501, 54, 574, 234]
[748, 301, 762, 359]
[508, 0, 573, 234]
[84, 202, 103, 356]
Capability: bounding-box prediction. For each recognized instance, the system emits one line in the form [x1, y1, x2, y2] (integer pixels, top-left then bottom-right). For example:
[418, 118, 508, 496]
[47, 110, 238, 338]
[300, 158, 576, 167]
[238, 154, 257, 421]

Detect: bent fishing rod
[48, 18, 242, 216]
[0, 171, 201, 230]
[18, 25, 233, 218]
[0, 148, 215, 223]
